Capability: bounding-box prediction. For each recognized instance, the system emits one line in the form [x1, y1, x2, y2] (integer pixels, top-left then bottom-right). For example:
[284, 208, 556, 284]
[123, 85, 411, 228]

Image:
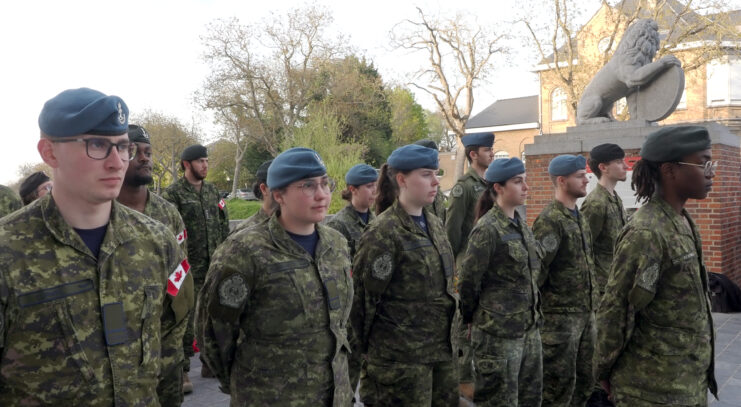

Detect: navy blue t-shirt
[287, 229, 320, 258]
[75, 224, 108, 259]
[568, 207, 580, 219]
[410, 213, 429, 234]
[356, 210, 370, 224]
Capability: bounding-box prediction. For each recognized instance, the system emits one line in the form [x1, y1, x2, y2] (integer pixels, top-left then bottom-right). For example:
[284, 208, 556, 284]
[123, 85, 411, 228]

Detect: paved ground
[184, 312, 741, 407]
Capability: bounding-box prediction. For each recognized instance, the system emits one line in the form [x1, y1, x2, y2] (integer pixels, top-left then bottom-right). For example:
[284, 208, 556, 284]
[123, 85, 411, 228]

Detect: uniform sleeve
[594, 228, 662, 381]
[173, 211, 188, 257]
[351, 227, 395, 353]
[219, 204, 230, 241]
[445, 182, 469, 256]
[580, 198, 605, 246]
[196, 237, 253, 392]
[160, 188, 179, 210]
[458, 225, 494, 324]
[532, 214, 562, 287]
[158, 237, 194, 407]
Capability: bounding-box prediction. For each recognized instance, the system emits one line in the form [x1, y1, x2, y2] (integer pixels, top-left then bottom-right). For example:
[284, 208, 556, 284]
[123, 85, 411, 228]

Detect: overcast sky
[0, 0, 622, 184]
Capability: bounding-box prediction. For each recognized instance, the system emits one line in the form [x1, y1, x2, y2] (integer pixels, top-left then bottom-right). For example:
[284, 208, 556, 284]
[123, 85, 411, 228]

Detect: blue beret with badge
[461, 132, 494, 148]
[485, 157, 526, 183]
[39, 88, 128, 138]
[640, 125, 710, 162]
[268, 147, 327, 189]
[548, 154, 587, 176]
[387, 144, 439, 171]
[345, 164, 378, 186]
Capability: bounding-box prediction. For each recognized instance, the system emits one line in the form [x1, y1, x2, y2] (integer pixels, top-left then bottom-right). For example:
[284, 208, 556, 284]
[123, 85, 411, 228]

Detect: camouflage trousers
[614, 391, 707, 407]
[471, 326, 543, 406]
[184, 276, 204, 372]
[455, 312, 474, 383]
[541, 312, 596, 407]
[360, 358, 459, 407]
[348, 325, 364, 392]
[157, 364, 184, 407]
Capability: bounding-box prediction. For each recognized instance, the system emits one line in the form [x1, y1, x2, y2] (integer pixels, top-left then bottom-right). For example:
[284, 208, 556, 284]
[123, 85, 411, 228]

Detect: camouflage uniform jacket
[0, 195, 189, 406]
[580, 183, 626, 292]
[446, 168, 487, 257]
[231, 208, 270, 235]
[428, 187, 447, 223]
[352, 201, 458, 363]
[325, 204, 375, 258]
[533, 200, 598, 313]
[595, 197, 717, 404]
[459, 204, 541, 338]
[162, 177, 229, 281]
[0, 185, 22, 219]
[198, 214, 353, 406]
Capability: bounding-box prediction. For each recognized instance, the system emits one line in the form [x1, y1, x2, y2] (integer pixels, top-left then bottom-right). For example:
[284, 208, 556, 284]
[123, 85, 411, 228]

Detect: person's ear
[395, 172, 407, 189]
[38, 139, 59, 168]
[272, 189, 284, 205]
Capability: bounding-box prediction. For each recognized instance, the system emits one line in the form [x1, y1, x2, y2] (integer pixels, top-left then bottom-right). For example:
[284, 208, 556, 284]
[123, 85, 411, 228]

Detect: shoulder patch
[218, 274, 249, 309]
[636, 263, 660, 292]
[542, 234, 558, 252]
[371, 253, 394, 281]
[451, 184, 464, 198]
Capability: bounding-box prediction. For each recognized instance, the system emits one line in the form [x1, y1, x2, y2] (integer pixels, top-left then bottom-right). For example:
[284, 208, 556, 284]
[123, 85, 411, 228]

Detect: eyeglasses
[52, 137, 137, 161]
[676, 161, 718, 177]
[290, 178, 336, 197]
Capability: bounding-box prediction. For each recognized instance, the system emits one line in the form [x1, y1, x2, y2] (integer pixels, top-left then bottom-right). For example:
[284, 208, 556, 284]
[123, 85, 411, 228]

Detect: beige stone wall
[492, 128, 539, 161]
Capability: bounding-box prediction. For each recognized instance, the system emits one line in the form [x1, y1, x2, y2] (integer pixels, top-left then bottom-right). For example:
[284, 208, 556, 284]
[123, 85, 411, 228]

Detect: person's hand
[600, 380, 612, 401]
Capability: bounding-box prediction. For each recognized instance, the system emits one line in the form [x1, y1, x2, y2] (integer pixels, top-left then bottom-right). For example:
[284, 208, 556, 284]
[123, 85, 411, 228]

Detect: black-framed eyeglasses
[52, 137, 137, 161]
[676, 160, 718, 177]
[290, 177, 336, 197]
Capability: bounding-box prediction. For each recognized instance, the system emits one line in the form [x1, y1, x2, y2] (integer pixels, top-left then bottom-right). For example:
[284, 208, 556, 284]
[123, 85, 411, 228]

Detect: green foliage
[225, 199, 262, 220]
[389, 87, 429, 146]
[206, 138, 240, 192]
[282, 101, 366, 214]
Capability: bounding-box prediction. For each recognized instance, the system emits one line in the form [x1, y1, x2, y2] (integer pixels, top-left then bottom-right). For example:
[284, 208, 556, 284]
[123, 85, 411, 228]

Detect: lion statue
[576, 19, 681, 124]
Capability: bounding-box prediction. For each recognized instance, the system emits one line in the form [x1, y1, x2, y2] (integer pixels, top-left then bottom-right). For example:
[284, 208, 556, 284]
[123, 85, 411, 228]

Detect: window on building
[676, 88, 687, 110]
[551, 88, 568, 121]
[614, 97, 627, 116]
[494, 151, 510, 160]
[707, 57, 741, 106]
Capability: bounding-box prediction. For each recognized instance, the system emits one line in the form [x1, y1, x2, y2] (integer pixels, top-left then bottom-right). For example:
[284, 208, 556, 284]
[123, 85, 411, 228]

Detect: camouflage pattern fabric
[458, 204, 542, 406]
[580, 183, 626, 293]
[197, 214, 353, 406]
[0, 185, 22, 218]
[162, 177, 228, 370]
[352, 201, 458, 403]
[325, 203, 374, 389]
[533, 200, 597, 407]
[595, 197, 717, 405]
[361, 359, 458, 407]
[428, 187, 447, 224]
[470, 326, 542, 406]
[142, 190, 194, 406]
[230, 208, 270, 235]
[0, 195, 188, 406]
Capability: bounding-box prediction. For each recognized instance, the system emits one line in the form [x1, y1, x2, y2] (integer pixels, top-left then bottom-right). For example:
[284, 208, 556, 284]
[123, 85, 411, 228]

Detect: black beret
[19, 172, 50, 201]
[640, 125, 711, 162]
[255, 159, 273, 183]
[589, 143, 625, 164]
[128, 124, 150, 144]
[414, 139, 438, 150]
[181, 144, 208, 161]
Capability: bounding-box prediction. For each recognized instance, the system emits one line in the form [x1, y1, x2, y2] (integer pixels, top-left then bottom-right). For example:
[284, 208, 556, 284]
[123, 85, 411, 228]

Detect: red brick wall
[525, 144, 741, 285]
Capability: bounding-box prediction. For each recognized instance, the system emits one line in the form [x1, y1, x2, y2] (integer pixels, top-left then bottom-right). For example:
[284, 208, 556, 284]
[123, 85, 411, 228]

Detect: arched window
[494, 150, 510, 160]
[551, 88, 568, 121]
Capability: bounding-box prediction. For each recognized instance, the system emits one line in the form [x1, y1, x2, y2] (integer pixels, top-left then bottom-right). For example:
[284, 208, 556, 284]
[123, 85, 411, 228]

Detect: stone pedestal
[524, 121, 741, 284]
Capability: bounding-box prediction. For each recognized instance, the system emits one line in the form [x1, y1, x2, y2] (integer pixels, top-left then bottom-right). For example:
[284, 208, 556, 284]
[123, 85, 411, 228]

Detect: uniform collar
[594, 183, 620, 203]
[466, 167, 486, 185]
[267, 212, 331, 260]
[650, 195, 695, 237]
[551, 199, 580, 220]
[344, 204, 374, 226]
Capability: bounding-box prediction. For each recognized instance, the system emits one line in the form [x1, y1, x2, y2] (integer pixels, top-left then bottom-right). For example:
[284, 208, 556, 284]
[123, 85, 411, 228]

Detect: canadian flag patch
[167, 259, 190, 296]
[176, 229, 187, 245]
[218, 199, 226, 210]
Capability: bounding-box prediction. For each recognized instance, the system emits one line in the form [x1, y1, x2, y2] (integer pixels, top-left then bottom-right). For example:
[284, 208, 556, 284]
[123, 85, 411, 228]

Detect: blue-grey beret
[461, 132, 494, 147]
[485, 158, 526, 183]
[39, 88, 128, 138]
[548, 154, 587, 176]
[387, 144, 439, 171]
[128, 124, 150, 144]
[640, 125, 710, 162]
[181, 144, 207, 161]
[267, 147, 327, 189]
[345, 164, 378, 186]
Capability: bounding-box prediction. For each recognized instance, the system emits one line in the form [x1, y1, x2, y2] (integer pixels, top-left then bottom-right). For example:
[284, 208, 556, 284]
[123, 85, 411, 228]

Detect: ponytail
[341, 187, 353, 201]
[375, 163, 402, 215]
[474, 182, 498, 223]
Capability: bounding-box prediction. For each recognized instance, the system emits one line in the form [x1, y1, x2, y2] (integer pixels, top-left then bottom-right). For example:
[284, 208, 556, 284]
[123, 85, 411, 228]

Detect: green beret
[387, 144, 439, 171]
[485, 158, 525, 183]
[267, 147, 327, 189]
[39, 88, 128, 137]
[548, 154, 586, 176]
[181, 144, 207, 161]
[640, 125, 710, 162]
[128, 124, 150, 144]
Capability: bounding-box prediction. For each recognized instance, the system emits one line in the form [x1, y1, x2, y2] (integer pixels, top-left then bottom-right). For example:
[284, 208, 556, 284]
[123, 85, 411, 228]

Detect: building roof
[466, 95, 539, 129]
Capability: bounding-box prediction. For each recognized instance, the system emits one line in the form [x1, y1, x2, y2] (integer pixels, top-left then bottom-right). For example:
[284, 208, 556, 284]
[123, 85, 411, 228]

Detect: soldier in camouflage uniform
[232, 159, 275, 234]
[117, 124, 194, 406]
[353, 144, 458, 406]
[533, 154, 598, 407]
[0, 88, 189, 406]
[326, 163, 378, 396]
[19, 171, 53, 205]
[162, 143, 229, 386]
[198, 147, 353, 406]
[459, 158, 542, 406]
[445, 132, 494, 398]
[415, 139, 447, 222]
[596, 126, 718, 406]
[0, 184, 22, 218]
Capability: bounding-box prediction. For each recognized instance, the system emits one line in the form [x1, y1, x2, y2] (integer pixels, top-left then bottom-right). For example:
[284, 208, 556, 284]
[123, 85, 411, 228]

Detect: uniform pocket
[474, 356, 510, 402]
[56, 303, 96, 383]
[140, 285, 163, 374]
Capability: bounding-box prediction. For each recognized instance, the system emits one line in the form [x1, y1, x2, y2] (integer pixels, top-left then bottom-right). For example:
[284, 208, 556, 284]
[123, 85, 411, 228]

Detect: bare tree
[391, 7, 509, 178]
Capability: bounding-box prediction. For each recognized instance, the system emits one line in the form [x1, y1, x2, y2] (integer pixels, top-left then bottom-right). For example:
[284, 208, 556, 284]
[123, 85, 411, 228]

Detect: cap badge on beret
[314, 152, 325, 169]
[117, 103, 126, 125]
